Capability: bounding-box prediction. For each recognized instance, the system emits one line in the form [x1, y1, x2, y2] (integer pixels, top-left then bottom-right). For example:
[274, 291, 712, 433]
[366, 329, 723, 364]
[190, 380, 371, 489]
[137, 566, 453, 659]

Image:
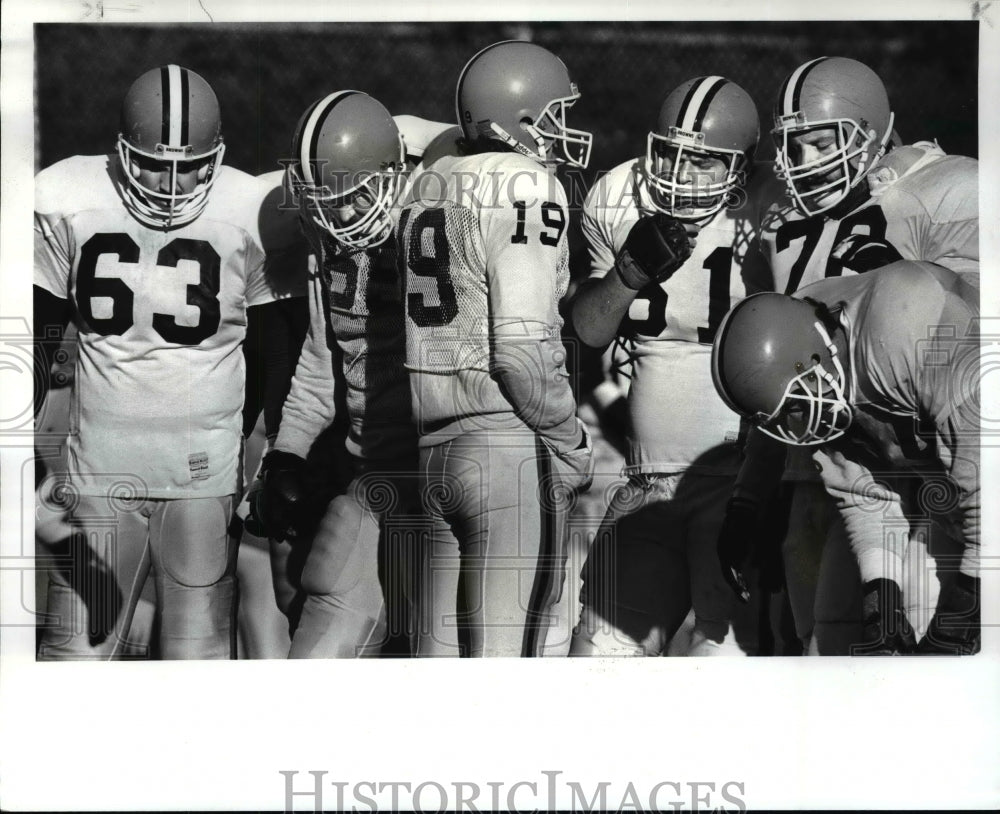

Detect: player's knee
[158, 575, 236, 659]
[289, 594, 386, 658]
[37, 581, 121, 660]
[300, 495, 366, 597]
[160, 499, 236, 588]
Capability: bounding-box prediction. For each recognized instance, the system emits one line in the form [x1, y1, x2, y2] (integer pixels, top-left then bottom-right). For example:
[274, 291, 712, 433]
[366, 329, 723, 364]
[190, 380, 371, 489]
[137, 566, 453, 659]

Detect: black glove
[248, 450, 309, 543]
[615, 213, 693, 290]
[717, 496, 759, 604]
[853, 578, 916, 656]
[916, 572, 980, 655]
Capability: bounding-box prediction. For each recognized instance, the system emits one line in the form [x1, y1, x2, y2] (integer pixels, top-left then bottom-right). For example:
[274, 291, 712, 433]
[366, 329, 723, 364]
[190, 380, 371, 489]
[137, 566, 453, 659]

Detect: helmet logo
[155, 143, 193, 158]
[666, 126, 705, 146]
[774, 110, 807, 129]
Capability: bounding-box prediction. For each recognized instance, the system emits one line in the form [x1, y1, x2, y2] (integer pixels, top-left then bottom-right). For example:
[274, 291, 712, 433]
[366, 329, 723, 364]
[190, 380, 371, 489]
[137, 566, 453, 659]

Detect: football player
[566, 76, 769, 656]
[398, 40, 595, 657]
[248, 91, 456, 657]
[33, 65, 304, 659]
[716, 56, 980, 655]
[712, 263, 980, 655]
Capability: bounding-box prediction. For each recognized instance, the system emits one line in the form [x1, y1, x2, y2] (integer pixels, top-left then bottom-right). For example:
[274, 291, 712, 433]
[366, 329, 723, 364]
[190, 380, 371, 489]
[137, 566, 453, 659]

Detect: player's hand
[249, 450, 309, 543]
[853, 578, 916, 655]
[916, 573, 980, 655]
[717, 496, 757, 604]
[614, 213, 694, 290]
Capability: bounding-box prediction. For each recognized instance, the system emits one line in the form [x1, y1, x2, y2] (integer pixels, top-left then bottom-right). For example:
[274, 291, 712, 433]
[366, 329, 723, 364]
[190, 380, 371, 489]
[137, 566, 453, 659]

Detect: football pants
[412, 428, 573, 657]
[38, 493, 237, 660]
[288, 464, 420, 658]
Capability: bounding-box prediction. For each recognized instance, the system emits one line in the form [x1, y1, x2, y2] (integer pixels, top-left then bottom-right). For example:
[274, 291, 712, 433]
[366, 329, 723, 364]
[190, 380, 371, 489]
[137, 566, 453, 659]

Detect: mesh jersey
[270, 117, 456, 461]
[581, 159, 770, 474]
[760, 142, 979, 295]
[399, 151, 573, 446]
[795, 263, 980, 555]
[34, 155, 301, 497]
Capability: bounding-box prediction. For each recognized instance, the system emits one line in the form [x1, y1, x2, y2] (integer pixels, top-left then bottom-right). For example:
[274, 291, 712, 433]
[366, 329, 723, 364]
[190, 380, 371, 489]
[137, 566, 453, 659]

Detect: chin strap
[489, 122, 548, 164]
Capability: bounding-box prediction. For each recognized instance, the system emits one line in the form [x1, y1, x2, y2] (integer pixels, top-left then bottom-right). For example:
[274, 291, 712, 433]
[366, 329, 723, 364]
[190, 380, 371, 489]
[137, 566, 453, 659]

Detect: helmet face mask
[755, 319, 853, 445]
[291, 164, 404, 250]
[772, 56, 894, 217]
[117, 65, 225, 229]
[642, 76, 758, 222]
[645, 132, 745, 221]
[712, 293, 853, 447]
[772, 117, 888, 216]
[519, 85, 592, 168]
[289, 90, 406, 250]
[457, 41, 593, 169]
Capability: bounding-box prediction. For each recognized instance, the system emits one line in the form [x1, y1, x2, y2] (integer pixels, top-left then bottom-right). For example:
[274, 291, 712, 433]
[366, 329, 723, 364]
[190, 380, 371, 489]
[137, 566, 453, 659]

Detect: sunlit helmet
[116, 65, 225, 229]
[772, 56, 894, 216]
[712, 292, 852, 446]
[644, 76, 759, 222]
[289, 90, 406, 250]
[456, 40, 592, 168]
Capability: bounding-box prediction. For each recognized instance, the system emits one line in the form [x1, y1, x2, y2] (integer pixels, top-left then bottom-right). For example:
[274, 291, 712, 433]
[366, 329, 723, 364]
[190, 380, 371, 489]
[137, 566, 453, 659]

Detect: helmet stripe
[691, 76, 727, 133]
[781, 56, 829, 116]
[297, 90, 359, 185]
[677, 76, 726, 133]
[179, 67, 190, 147]
[159, 66, 170, 145]
[166, 64, 183, 147]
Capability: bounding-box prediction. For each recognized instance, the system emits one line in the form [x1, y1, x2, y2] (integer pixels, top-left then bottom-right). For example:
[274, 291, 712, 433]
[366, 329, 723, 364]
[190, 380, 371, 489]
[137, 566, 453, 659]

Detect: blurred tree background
[36, 20, 978, 179]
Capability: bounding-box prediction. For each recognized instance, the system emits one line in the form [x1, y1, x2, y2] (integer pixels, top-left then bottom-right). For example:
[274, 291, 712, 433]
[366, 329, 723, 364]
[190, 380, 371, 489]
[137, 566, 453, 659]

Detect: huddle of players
[33, 41, 980, 659]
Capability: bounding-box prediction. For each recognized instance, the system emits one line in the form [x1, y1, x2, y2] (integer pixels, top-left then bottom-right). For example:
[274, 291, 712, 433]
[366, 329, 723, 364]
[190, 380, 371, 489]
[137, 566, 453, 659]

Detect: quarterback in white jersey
[397, 41, 594, 657]
[33, 65, 302, 659]
[719, 56, 980, 654]
[568, 76, 768, 657]
[248, 92, 456, 657]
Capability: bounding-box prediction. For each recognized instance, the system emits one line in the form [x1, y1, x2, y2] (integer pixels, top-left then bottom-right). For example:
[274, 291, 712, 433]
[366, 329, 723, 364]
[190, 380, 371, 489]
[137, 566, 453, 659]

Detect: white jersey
[760, 141, 979, 294]
[581, 159, 769, 474]
[399, 151, 573, 446]
[34, 155, 301, 497]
